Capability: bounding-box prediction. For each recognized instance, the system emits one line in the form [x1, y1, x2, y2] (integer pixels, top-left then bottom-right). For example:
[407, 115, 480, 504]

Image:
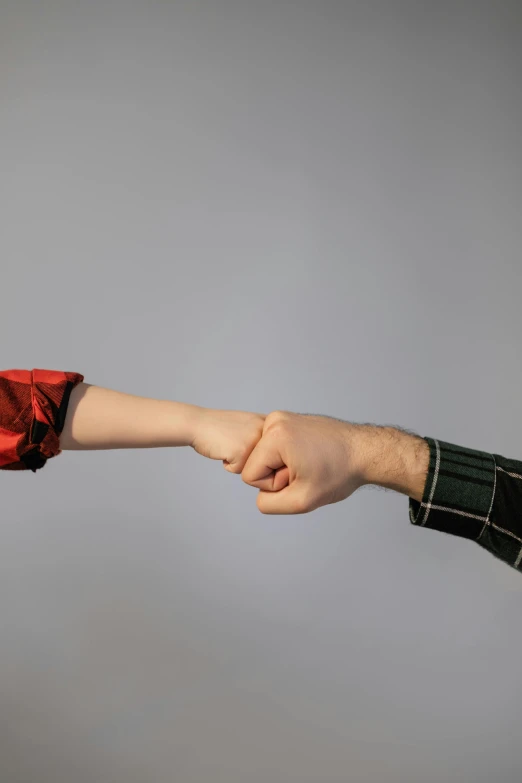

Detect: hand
[191, 408, 266, 474]
[241, 411, 364, 514]
[241, 411, 429, 514]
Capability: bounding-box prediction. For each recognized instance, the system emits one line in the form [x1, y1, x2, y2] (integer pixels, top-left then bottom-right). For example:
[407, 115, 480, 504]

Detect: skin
[240, 411, 430, 512]
[60, 384, 429, 510]
[60, 384, 266, 474]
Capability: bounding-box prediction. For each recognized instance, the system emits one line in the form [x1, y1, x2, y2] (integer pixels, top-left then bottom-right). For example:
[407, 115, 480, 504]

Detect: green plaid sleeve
[409, 438, 522, 571]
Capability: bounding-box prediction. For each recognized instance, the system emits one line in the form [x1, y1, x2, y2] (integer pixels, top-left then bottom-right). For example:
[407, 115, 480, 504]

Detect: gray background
[1, 1, 522, 781]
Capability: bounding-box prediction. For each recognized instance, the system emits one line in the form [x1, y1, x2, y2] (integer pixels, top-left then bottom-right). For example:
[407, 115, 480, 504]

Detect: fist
[241, 411, 365, 514]
[191, 408, 265, 474]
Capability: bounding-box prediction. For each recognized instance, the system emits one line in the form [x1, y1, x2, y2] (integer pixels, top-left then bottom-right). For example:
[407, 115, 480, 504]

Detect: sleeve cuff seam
[411, 438, 441, 527]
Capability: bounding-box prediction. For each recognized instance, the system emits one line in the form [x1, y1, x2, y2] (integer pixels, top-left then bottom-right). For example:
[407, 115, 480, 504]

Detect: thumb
[256, 480, 312, 515]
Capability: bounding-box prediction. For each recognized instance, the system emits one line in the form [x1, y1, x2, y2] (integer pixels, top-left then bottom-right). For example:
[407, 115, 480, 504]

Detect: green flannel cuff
[409, 438, 496, 541]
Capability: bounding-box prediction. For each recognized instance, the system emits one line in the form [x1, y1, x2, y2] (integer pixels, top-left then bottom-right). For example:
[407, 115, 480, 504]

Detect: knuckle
[293, 499, 309, 515]
[242, 464, 258, 485]
[267, 410, 290, 426]
[266, 417, 292, 439]
[293, 490, 315, 515]
[256, 494, 269, 514]
[268, 422, 287, 439]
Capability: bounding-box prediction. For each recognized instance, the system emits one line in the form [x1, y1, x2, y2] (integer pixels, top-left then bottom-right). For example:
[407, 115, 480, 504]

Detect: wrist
[186, 404, 209, 448]
[163, 401, 206, 447]
[352, 424, 429, 500]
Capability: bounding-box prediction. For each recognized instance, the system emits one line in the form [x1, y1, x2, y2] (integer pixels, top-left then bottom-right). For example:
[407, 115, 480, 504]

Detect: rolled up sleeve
[409, 437, 522, 572]
[0, 369, 84, 472]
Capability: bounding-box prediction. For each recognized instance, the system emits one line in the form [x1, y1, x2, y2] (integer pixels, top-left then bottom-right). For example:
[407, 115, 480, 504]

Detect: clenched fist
[240, 411, 366, 514]
[191, 408, 266, 474]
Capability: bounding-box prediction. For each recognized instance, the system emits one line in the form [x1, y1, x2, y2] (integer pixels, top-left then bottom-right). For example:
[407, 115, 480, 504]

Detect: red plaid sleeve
[0, 369, 84, 472]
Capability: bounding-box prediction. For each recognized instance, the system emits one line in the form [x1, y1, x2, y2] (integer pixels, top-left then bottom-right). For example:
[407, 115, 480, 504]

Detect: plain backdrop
[1, 1, 522, 781]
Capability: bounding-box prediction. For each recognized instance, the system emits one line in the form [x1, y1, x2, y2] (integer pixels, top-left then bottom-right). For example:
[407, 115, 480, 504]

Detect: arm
[350, 423, 429, 502]
[365, 427, 522, 569]
[0, 369, 264, 473]
[61, 383, 204, 450]
[241, 412, 522, 572]
[61, 383, 265, 472]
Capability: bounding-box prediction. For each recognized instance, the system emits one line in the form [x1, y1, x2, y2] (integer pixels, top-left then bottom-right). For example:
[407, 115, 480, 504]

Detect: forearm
[60, 383, 203, 450]
[355, 423, 522, 572]
[354, 425, 430, 501]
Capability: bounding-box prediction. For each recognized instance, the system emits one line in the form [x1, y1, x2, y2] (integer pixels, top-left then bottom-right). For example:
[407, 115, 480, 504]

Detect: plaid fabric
[410, 438, 522, 571]
[0, 369, 84, 472]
